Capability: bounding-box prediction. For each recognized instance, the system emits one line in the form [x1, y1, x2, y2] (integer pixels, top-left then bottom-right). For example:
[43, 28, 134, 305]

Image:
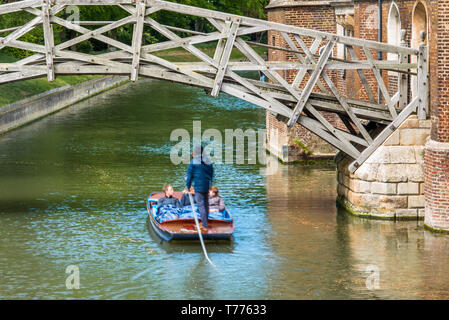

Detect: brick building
[267, 0, 449, 232]
[266, 0, 340, 161]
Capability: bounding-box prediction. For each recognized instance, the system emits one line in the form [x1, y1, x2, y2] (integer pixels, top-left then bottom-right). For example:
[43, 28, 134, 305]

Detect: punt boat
[147, 192, 235, 242]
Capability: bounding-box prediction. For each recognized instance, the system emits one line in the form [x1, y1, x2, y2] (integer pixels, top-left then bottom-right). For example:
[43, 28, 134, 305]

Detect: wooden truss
[0, 0, 430, 172]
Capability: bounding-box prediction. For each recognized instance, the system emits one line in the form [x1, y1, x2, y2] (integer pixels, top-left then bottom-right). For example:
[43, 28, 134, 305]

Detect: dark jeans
[195, 192, 209, 228]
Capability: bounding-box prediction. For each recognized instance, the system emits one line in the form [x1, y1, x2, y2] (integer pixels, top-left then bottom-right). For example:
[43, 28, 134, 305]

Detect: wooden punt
[147, 192, 235, 242]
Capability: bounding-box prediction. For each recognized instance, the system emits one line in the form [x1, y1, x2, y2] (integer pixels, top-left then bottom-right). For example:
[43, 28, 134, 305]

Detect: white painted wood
[363, 47, 398, 119]
[131, 0, 146, 81]
[304, 101, 361, 156]
[42, 0, 55, 81]
[53, 50, 131, 71]
[211, 18, 240, 97]
[349, 97, 419, 173]
[50, 15, 132, 53]
[398, 52, 409, 110]
[347, 45, 376, 103]
[0, 0, 41, 15]
[148, 0, 417, 55]
[417, 44, 429, 119]
[298, 116, 361, 159]
[292, 36, 322, 89]
[1, 38, 46, 54]
[54, 15, 134, 51]
[0, 16, 42, 50]
[144, 17, 217, 68]
[287, 40, 335, 127]
[227, 70, 293, 117]
[140, 52, 213, 86]
[294, 36, 373, 144]
[0, 70, 46, 83]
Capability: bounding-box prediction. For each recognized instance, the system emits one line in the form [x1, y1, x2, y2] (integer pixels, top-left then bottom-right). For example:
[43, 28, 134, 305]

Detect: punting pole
[188, 192, 215, 267]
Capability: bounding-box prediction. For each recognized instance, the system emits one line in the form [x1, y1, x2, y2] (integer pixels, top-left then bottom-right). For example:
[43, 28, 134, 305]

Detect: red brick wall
[267, 4, 340, 155]
[352, 1, 416, 102]
[267, 9, 287, 65]
[352, 1, 449, 231]
[424, 143, 449, 232]
[284, 6, 336, 86]
[424, 0, 449, 232]
[353, 1, 381, 102]
[434, 0, 449, 143]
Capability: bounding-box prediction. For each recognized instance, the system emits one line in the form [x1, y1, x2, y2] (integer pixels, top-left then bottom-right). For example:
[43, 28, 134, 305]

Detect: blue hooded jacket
[185, 154, 214, 193]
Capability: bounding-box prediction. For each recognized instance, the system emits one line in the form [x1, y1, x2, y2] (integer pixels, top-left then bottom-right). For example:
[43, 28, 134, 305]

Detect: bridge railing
[0, 0, 429, 172]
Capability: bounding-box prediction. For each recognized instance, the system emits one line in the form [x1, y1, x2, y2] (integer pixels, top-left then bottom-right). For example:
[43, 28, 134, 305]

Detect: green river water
[0, 79, 448, 299]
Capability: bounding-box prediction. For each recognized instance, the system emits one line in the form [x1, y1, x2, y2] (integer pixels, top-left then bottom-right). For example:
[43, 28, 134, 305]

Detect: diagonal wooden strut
[363, 47, 398, 119]
[0, 16, 42, 50]
[349, 97, 419, 173]
[211, 18, 240, 97]
[284, 34, 328, 94]
[287, 39, 335, 127]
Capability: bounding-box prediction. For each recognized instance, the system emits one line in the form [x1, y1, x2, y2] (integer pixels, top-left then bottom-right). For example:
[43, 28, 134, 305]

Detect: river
[0, 79, 448, 299]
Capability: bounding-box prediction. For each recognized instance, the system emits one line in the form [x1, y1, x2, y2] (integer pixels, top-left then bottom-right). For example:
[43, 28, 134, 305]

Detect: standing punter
[185, 145, 214, 233]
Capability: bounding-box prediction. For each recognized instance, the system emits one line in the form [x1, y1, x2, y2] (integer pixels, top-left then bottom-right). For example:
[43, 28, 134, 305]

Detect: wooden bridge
[0, 0, 429, 172]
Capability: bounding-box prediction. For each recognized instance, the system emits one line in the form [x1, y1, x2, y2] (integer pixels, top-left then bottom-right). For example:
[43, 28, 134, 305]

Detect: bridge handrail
[0, 0, 419, 56]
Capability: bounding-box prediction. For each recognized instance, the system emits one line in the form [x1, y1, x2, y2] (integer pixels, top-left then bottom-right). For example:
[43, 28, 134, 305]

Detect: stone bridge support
[337, 115, 430, 220]
[337, 0, 449, 233]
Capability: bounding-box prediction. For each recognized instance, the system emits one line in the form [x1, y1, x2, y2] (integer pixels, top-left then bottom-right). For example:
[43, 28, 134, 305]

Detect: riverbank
[0, 53, 101, 107]
[152, 43, 267, 62]
[0, 44, 266, 107]
[0, 44, 267, 135]
[0, 76, 129, 135]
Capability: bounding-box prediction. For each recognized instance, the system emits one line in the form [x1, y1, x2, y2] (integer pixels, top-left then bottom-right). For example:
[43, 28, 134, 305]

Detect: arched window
[411, 1, 428, 98]
[412, 1, 427, 49]
[387, 2, 401, 61]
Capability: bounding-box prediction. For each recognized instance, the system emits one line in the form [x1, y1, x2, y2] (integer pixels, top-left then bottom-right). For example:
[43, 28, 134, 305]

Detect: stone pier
[337, 115, 430, 220]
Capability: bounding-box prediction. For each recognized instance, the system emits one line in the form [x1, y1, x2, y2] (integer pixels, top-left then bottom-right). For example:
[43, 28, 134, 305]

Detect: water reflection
[265, 160, 449, 299]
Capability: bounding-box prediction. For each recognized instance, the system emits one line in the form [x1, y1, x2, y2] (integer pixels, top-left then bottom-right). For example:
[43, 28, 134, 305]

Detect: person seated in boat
[208, 186, 226, 213]
[180, 186, 196, 207]
[157, 184, 181, 209]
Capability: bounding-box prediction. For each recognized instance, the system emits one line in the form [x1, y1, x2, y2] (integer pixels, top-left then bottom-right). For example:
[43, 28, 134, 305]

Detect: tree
[0, 0, 270, 58]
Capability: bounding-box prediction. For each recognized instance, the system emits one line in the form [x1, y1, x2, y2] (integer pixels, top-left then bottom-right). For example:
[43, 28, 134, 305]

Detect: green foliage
[0, 10, 43, 58]
[293, 138, 313, 156]
[213, 0, 270, 19]
[116, 26, 133, 45]
[0, 0, 270, 58]
[144, 32, 159, 45]
[77, 40, 93, 53]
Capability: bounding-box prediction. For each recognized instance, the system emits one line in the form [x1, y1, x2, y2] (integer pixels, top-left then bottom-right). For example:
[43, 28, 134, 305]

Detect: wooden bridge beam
[417, 42, 429, 119]
[131, 0, 146, 81]
[41, 0, 55, 82]
[211, 18, 240, 97]
[287, 39, 335, 127]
